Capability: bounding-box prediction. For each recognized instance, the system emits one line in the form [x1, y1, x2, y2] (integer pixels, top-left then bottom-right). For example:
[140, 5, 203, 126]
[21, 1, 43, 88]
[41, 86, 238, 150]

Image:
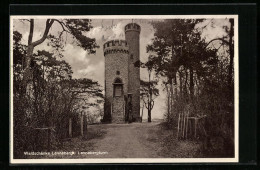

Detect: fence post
[195, 118, 198, 138]
[47, 128, 50, 152]
[81, 112, 83, 137]
[177, 113, 180, 139]
[69, 118, 72, 138]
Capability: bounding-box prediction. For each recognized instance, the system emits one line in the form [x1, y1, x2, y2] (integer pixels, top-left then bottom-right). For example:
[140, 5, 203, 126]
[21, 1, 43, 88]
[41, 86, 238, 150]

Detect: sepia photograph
[10, 15, 238, 164]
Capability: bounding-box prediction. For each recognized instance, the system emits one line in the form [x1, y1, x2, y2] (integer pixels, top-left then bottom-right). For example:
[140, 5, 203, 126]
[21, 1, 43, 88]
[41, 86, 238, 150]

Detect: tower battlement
[125, 23, 141, 33]
[103, 40, 129, 56]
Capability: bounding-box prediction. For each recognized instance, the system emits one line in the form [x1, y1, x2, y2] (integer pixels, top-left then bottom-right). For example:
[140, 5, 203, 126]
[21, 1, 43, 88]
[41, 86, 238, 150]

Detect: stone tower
[125, 23, 141, 121]
[103, 40, 129, 123]
[103, 23, 141, 123]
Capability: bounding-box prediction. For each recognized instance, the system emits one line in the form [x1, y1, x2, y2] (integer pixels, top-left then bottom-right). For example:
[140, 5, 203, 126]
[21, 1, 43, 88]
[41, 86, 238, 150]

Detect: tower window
[113, 78, 123, 97]
[130, 54, 134, 59]
[114, 85, 123, 97]
[116, 71, 120, 75]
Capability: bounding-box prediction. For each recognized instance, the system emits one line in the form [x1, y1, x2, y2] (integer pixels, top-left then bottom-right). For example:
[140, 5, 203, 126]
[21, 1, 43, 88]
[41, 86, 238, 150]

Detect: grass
[155, 122, 201, 158]
[22, 126, 107, 159]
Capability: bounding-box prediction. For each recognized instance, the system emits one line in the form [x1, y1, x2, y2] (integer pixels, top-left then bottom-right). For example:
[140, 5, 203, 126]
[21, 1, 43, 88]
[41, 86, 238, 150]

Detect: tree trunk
[148, 107, 151, 122]
[141, 103, 144, 122]
[22, 19, 54, 93]
[184, 69, 188, 102]
[22, 45, 34, 93]
[23, 18, 34, 89]
[69, 118, 72, 138]
[148, 71, 152, 123]
[174, 75, 178, 102]
[189, 67, 194, 100]
[166, 85, 170, 123]
[170, 78, 174, 115]
[179, 71, 183, 99]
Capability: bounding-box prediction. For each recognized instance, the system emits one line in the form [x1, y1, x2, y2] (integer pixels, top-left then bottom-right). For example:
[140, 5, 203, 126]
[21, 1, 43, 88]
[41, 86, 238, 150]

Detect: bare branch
[206, 38, 229, 49]
[143, 98, 148, 109]
[19, 19, 31, 23]
[31, 19, 54, 47]
[52, 19, 71, 39]
[53, 19, 69, 32]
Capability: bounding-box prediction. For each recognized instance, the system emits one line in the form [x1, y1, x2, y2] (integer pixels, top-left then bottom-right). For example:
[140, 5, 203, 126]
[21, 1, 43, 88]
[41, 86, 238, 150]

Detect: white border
[10, 15, 239, 164]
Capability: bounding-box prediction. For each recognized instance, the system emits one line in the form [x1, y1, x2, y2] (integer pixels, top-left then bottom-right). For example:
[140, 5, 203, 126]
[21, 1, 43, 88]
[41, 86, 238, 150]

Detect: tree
[146, 18, 235, 156]
[13, 46, 103, 157]
[147, 19, 211, 120]
[19, 19, 99, 91]
[13, 19, 101, 157]
[140, 80, 159, 122]
[135, 56, 159, 122]
[13, 49, 75, 155]
[205, 19, 234, 90]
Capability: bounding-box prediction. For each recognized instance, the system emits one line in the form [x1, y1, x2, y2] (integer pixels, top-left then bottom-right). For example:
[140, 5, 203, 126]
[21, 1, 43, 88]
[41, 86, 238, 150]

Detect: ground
[25, 120, 201, 159]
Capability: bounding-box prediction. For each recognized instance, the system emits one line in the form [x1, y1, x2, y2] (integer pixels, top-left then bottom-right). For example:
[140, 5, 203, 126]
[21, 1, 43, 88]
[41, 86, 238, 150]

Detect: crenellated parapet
[124, 23, 141, 33]
[103, 39, 129, 56]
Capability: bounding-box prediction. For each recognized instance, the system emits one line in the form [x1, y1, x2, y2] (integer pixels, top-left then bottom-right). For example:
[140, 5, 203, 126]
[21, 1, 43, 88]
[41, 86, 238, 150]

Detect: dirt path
[25, 120, 201, 159]
[87, 122, 162, 158]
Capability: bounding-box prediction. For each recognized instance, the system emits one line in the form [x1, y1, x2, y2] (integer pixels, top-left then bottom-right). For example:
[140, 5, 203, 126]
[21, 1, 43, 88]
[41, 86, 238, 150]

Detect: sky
[12, 17, 231, 120]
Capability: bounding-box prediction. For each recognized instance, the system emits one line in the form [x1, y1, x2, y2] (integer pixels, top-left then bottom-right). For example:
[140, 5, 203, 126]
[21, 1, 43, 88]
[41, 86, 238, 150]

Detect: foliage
[135, 57, 159, 122]
[147, 19, 234, 157]
[20, 19, 99, 92]
[13, 31, 27, 66]
[13, 49, 103, 157]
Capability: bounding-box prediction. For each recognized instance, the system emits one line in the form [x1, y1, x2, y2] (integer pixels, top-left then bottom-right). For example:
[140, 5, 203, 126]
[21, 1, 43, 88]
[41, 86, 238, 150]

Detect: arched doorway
[111, 78, 125, 122]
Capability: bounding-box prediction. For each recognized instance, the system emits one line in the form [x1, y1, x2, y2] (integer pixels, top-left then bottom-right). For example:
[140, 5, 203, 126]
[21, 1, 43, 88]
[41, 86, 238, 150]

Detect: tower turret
[125, 23, 141, 121]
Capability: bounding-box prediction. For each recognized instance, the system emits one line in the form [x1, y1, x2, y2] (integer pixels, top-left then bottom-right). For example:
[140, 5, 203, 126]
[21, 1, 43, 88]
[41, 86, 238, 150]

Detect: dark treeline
[143, 19, 234, 157]
[12, 19, 102, 158]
